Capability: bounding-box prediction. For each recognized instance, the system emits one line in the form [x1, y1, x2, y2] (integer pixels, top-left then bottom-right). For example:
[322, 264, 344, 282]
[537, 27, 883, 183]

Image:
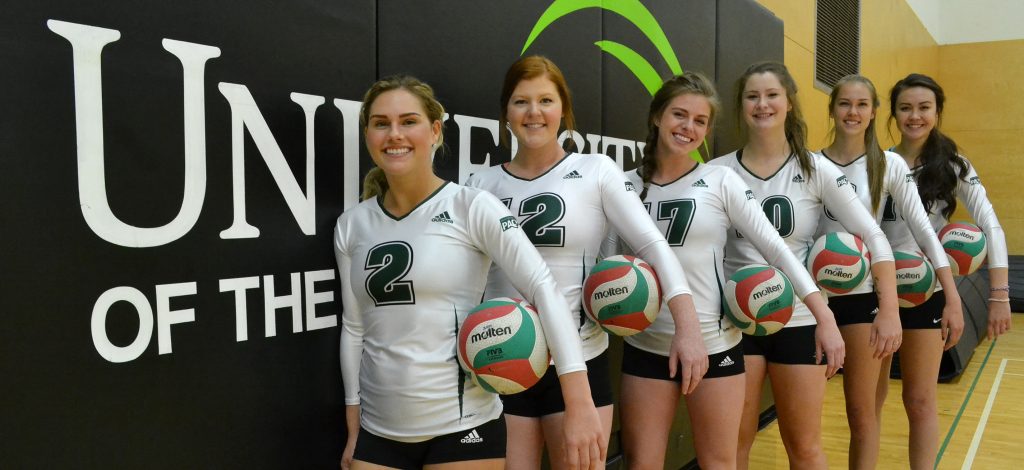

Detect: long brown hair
[638, 71, 720, 201]
[828, 75, 886, 214]
[888, 73, 968, 218]
[358, 75, 446, 200]
[498, 55, 577, 150]
[735, 61, 813, 176]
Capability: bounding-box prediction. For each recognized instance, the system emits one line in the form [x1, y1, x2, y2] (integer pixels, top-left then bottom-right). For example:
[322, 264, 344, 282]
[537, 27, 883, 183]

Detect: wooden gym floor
[749, 314, 1024, 469]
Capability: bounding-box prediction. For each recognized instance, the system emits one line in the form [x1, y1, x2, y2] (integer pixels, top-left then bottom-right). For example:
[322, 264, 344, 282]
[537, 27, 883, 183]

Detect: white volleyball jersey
[334, 183, 584, 442]
[881, 155, 1008, 274]
[466, 153, 692, 360]
[619, 164, 820, 355]
[817, 151, 948, 296]
[709, 150, 893, 327]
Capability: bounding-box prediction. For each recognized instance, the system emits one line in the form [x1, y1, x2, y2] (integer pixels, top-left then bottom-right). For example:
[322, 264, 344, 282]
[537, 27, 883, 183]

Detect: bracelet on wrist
[990, 285, 1010, 292]
[988, 298, 1010, 303]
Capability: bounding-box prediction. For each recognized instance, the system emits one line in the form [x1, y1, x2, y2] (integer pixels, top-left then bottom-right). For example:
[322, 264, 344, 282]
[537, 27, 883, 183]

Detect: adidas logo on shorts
[460, 429, 483, 444]
[563, 170, 583, 179]
[691, 178, 708, 188]
[718, 355, 735, 367]
[792, 174, 806, 183]
[431, 211, 454, 224]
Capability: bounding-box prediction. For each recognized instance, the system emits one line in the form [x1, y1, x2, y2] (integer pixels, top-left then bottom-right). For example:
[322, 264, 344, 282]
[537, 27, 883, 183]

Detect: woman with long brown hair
[884, 73, 1010, 469]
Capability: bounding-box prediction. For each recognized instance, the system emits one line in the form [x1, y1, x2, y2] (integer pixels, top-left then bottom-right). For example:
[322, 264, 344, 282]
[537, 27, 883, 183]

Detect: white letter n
[217, 84, 323, 238]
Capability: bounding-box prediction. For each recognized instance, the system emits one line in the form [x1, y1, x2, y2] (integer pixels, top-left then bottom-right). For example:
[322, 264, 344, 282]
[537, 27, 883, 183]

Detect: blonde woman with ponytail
[816, 75, 958, 470]
[334, 75, 600, 470]
[709, 62, 900, 469]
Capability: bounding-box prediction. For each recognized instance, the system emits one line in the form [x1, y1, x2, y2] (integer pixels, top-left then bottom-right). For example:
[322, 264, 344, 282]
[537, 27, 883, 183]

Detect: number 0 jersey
[881, 154, 1009, 274]
[621, 164, 819, 355]
[466, 153, 692, 361]
[710, 150, 893, 327]
[334, 182, 584, 442]
[817, 151, 949, 296]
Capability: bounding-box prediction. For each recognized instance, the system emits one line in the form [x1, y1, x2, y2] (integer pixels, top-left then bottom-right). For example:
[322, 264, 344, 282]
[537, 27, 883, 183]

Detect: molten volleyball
[457, 297, 549, 394]
[938, 222, 987, 276]
[582, 255, 662, 336]
[724, 264, 795, 336]
[807, 232, 870, 295]
[893, 251, 937, 308]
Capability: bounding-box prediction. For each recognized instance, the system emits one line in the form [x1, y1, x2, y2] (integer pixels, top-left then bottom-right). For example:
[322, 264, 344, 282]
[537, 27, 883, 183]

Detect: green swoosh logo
[522, 0, 707, 162]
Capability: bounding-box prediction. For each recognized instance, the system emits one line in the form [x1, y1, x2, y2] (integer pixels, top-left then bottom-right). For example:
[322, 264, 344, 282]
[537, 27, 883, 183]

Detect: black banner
[0, 1, 780, 467]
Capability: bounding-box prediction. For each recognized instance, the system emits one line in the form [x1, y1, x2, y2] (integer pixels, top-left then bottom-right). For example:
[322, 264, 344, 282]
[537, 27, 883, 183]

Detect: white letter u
[48, 20, 220, 247]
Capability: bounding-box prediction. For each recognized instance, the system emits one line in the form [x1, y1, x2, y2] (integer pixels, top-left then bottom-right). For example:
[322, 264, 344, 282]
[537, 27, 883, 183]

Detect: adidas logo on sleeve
[431, 211, 454, 224]
[460, 429, 483, 444]
[563, 170, 583, 179]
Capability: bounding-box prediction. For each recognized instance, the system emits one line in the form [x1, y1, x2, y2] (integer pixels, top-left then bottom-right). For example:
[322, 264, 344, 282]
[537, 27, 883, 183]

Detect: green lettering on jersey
[761, 195, 795, 238]
[364, 241, 416, 306]
[519, 193, 566, 247]
[657, 198, 696, 246]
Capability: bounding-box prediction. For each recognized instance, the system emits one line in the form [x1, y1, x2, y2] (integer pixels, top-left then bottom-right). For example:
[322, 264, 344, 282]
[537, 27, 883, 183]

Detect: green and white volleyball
[724, 264, 794, 336]
[939, 222, 987, 276]
[893, 251, 937, 308]
[457, 297, 549, 394]
[582, 255, 662, 336]
[807, 232, 869, 295]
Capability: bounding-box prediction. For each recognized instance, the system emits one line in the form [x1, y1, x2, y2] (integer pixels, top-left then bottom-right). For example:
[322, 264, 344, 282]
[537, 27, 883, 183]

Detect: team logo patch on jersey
[836, 175, 850, 188]
[792, 174, 805, 183]
[745, 189, 755, 200]
[499, 215, 519, 232]
[905, 173, 915, 184]
[431, 211, 454, 224]
[969, 176, 981, 185]
[691, 178, 708, 188]
[563, 170, 583, 179]
[625, 181, 637, 192]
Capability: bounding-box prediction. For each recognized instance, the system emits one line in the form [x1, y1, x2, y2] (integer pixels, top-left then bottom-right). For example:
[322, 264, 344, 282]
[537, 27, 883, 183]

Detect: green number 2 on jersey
[515, 193, 566, 247]
[364, 241, 416, 306]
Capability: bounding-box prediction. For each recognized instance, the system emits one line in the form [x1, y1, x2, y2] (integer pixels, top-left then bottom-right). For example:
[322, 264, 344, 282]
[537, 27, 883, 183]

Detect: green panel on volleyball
[825, 232, 860, 256]
[597, 267, 651, 320]
[755, 287, 793, 319]
[471, 311, 537, 369]
[723, 300, 751, 329]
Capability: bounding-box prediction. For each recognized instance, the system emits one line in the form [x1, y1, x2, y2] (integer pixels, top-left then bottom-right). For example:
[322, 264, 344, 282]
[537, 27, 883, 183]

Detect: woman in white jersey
[885, 73, 1011, 469]
[466, 56, 707, 470]
[709, 62, 900, 469]
[335, 75, 603, 470]
[817, 74, 959, 470]
[616, 72, 838, 470]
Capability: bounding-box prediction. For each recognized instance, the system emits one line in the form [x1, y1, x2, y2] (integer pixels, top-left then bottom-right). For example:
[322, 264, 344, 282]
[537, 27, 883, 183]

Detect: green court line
[935, 338, 997, 469]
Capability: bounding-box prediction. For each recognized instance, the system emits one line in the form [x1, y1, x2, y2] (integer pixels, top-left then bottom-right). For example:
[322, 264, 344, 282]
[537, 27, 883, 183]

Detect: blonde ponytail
[361, 167, 389, 201]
